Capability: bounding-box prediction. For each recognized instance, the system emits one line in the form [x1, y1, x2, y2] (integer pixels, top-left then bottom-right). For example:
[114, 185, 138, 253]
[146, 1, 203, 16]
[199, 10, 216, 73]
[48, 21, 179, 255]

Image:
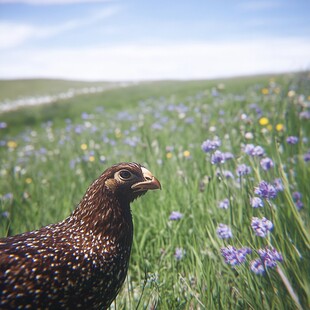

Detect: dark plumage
[0, 162, 161, 309]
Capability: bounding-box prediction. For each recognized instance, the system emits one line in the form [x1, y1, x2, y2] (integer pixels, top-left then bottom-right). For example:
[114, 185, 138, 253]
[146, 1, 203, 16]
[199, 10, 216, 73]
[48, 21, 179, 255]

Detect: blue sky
[0, 0, 309, 80]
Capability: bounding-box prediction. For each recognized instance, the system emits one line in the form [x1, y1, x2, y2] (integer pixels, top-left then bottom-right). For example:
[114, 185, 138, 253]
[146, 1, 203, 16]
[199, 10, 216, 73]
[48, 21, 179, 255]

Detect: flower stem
[276, 266, 303, 310]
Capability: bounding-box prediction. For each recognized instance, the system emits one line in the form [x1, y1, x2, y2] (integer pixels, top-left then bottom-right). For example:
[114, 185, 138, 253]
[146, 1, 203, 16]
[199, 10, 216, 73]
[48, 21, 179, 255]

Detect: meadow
[0, 73, 309, 309]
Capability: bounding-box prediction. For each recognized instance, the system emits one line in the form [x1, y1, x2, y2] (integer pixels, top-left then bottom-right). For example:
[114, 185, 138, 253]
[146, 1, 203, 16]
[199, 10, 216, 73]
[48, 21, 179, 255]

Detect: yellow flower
[276, 123, 284, 131]
[259, 117, 269, 126]
[7, 141, 17, 149]
[80, 143, 88, 150]
[261, 88, 269, 95]
[25, 177, 32, 184]
[267, 124, 273, 131]
[115, 128, 122, 138]
[89, 156, 95, 162]
[183, 150, 190, 158]
[166, 152, 173, 159]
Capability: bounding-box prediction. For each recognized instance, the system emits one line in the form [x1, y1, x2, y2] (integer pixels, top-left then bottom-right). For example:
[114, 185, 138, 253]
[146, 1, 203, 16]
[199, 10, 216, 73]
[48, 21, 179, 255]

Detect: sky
[0, 0, 309, 81]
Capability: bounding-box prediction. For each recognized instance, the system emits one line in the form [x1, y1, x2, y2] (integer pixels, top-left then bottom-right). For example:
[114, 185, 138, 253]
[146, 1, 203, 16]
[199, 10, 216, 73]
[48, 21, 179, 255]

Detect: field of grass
[0, 79, 117, 101]
[0, 72, 309, 309]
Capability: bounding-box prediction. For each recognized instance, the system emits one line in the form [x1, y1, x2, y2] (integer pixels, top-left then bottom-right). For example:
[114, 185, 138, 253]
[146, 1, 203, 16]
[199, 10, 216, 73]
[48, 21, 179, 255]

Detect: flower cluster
[254, 181, 278, 199]
[222, 170, 234, 179]
[304, 150, 310, 162]
[236, 164, 251, 176]
[216, 223, 233, 239]
[201, 138, 221, 153]
[260, 157, 274, 171]
[205, 136, 286, 276]
[286, 136, 299, 145]
[292, 191, 303, 210]
[211, 150, 226, 165]
[251, 217, 273, 237]
[250, 197, 264, 208]
[221, 246, 252, 266]
[201, 138, 234, 166]
[250, 246, 283, 275]
[273, 178, 284, 192]
[244, 144, 265, 157]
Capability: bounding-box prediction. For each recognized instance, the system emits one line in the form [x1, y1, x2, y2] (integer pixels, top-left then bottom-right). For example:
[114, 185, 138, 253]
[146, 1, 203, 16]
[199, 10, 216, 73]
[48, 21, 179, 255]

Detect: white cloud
[0, 38, 309, 81]
[0, 22, 34, 49]
[0, 0, 111, 4]
[0, 6, 120, 49]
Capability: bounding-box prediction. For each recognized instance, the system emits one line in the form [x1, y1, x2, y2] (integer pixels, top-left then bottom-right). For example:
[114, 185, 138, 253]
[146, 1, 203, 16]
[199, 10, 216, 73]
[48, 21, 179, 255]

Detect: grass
[0, 78, 115, 101]
[0, 72, 309, 309]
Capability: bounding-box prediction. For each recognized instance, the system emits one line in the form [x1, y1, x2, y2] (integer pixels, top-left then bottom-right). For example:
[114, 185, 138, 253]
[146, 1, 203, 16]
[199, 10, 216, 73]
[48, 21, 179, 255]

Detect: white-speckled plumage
[0, 162, 161, 309]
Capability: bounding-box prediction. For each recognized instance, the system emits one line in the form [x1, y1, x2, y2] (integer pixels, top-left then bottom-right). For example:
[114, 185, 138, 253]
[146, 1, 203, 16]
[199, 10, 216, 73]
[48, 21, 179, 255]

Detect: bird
[0, 162, 161, 309]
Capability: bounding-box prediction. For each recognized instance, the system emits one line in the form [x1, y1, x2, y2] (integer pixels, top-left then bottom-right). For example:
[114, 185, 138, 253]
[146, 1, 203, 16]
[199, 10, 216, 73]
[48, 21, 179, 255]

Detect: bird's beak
[131, 167, 161, 192]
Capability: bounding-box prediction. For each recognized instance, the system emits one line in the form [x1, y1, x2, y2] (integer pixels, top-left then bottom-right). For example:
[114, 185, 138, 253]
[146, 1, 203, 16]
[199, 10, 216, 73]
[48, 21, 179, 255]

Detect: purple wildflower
[304, 151, 310, 162]
[222, 170, 235, 179]
[250, 259, 265, 275]
[292, 192, 303, 210]
[244, 144, 265, 157]
[250, 197, 264, 208]
[273, 178, 284, 192]
[82, 150, 95, 162]
[252, 146, 265, 157]
[244, 144, 255, 155]
[258, 246, 283, 268]
[236, 164, 251, 176]
[299, 110, 310, 120]
[223, 152, 234, 160]
[1, 211, 10, 218]
[69, 158, 81, 169]
[249, 103, 263, 116]
[260, 157, 274, 171]
[251, 217, 273, 237]
[38, 147, 47, 155]
[295, 200, 304, 210]
[292, 191, 302, 201]
[174, 247, 186, 261]
[211, 150, 226, 165]
[1, 193, 13, 200]
[218, 198, 230, 209]
[250, 246, 283, 275]
[81, 112, 90, 120]
[201, 138, 221, 153]
[169, 211, 183, 221]
[74, 125, 83, 134]
[0, 122, 7, 129]
[254, 181, 278, 199]
[221, 246, 252, 266]
[286, 136, 299, 144]
[216, 224, 233, 239]
[152, 123, 163, 130]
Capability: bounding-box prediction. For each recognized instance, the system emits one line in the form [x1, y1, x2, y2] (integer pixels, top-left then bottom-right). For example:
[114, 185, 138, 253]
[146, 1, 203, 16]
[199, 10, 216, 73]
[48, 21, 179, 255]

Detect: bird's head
[103, 162, 161, 203]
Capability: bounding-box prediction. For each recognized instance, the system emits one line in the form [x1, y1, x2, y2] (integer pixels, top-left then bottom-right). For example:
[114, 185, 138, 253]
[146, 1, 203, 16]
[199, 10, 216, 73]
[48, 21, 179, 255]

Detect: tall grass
[0, 73, 309, 309]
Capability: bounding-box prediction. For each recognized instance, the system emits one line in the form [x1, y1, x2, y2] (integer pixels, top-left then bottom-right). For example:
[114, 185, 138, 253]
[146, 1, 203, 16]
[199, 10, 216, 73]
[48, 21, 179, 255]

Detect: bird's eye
[119, 170, 133, 180]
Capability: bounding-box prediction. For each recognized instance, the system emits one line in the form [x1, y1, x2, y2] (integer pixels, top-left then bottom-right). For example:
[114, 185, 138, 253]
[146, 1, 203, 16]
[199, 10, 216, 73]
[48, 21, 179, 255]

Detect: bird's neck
[66, 187, 133, 249]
